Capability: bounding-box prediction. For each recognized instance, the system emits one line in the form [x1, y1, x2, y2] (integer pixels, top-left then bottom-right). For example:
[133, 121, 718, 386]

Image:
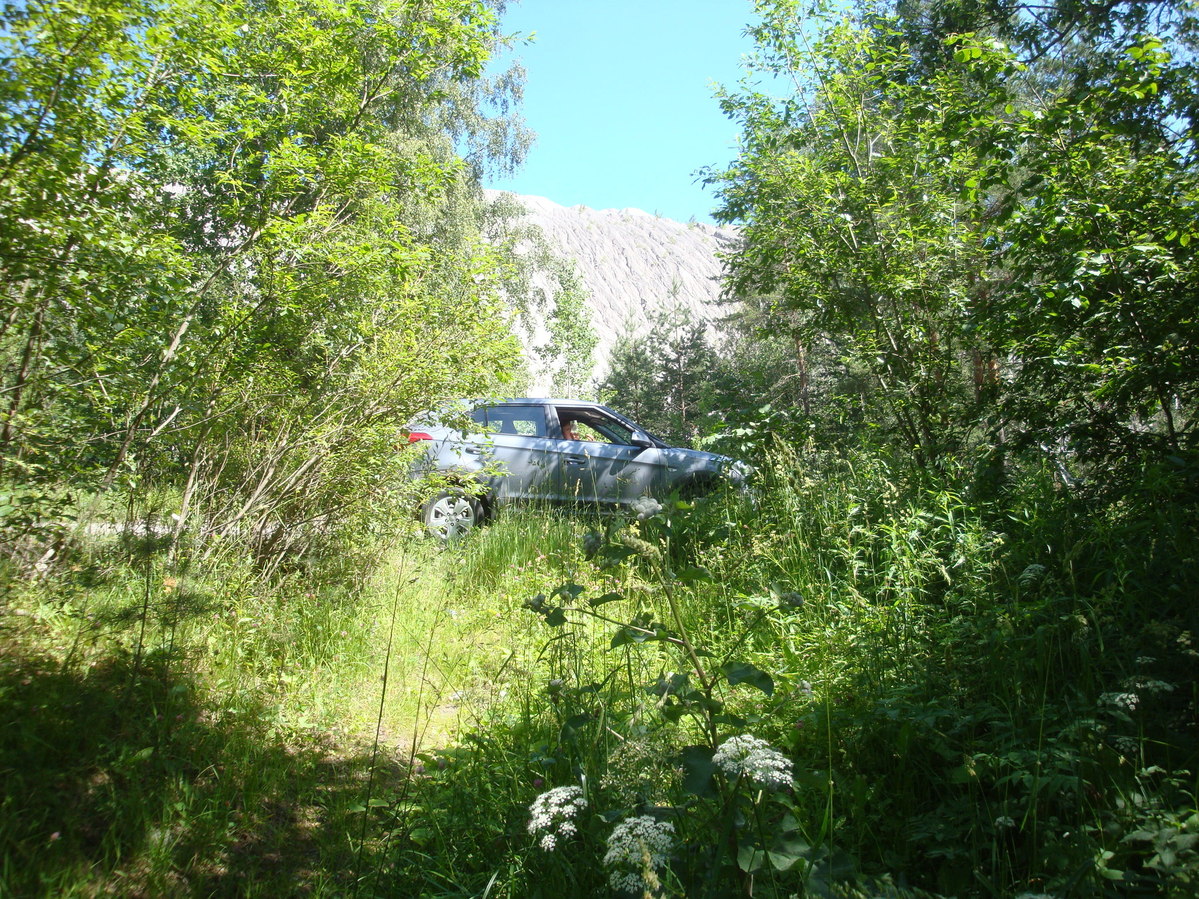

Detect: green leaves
[599, 302, 720, 446]
[679, 744, 717, 797]
[712, 10, 989, 470]
[1, 0, 525, 553]
[721, 661, 775, 696]
[588, 591, 625, 608]
[673, 565, 712, 585]
[714, 0, 1199, 485]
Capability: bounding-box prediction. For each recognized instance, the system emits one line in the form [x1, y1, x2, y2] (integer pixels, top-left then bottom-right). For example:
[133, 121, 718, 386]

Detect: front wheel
[422, 490, 482, 540]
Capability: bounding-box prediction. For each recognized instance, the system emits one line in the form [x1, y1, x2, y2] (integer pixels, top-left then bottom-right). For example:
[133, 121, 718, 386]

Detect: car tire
[422, 490, 482, 540]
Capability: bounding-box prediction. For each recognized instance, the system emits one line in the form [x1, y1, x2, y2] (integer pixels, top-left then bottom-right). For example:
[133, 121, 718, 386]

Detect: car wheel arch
[677, 473, 720, 500]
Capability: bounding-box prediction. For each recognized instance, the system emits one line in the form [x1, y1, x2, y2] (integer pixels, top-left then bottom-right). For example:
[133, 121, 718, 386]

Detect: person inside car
[561, 418, 579, 440]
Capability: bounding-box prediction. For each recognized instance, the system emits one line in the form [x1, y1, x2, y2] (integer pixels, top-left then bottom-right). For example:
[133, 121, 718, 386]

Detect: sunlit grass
[3, 451, 1198, 896]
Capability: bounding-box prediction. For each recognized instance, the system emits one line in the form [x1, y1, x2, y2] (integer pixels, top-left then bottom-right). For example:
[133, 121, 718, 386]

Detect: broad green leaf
[679, 745, 717, 797]
[722, 661, 775, 696]
[673, 565, 712, 583]
[589, 591, 624, 607]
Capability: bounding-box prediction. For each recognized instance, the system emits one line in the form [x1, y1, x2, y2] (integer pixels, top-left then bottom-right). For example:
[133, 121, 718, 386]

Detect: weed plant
[378, 446, 1198, 898]
[2, 443, 1198, 896]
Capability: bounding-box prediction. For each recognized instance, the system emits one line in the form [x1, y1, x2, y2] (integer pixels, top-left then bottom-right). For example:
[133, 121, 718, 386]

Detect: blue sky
[485, 0, 761, 223]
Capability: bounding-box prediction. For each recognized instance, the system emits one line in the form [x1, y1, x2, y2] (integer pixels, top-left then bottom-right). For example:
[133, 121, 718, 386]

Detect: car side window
[481, 405, 547, 438]
[573, 421, 606, 442]
[470, 406, 491, 431]
[557, 408, 635, 445]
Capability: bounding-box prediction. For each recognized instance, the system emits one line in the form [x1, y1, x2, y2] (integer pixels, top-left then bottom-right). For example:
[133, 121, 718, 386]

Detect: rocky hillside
[488, 191, 738, 381]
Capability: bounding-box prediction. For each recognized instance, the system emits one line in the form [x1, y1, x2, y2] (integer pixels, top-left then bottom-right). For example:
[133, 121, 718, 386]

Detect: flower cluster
[631, 495, 663, 521]
[1110, 734, 1140, 757]
[1099, 691, 1140, 713]
[1179, 631, 1199, 659]
[527, 785, 587, 851]
[603, 815, 675, 894]
[713, 734, 793, 791]
[582, 530, 604, 559]
[1127, 677, 1175, 695]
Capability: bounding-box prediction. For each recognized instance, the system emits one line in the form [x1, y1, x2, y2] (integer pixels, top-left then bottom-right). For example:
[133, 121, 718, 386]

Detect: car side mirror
[630, 432, 654, 449]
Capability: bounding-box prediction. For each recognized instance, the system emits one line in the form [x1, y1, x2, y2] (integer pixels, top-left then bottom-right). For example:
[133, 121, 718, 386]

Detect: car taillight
[406, 432, 434, 443]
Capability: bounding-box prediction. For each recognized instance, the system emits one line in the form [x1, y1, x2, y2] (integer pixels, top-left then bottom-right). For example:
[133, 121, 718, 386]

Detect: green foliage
[712, 0, 1199, 489]
[535, 264, 599, 397]
[4, 1, 1199, 896]
[0, 0, 524, 566]
[957, 29, 1199, 482]
[710, 6, 987, 469]
[601, 302, 718, 445]
[480, 192, 602, 397]
[5, 443, 1199, 896]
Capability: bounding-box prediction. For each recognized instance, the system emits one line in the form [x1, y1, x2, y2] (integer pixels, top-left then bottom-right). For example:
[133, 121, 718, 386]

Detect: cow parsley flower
[1099, 692, 1140, 713]
[713, 734, 793, 791]
[582, 530, 604, 559]
[1127, 677, 1175, 695]
[527, 785, 587, 851]
[603, 815, 674, 894]
[631, 495, 663, 521]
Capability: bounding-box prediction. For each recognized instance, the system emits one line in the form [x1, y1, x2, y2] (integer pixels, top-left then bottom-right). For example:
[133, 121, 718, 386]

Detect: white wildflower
[527, 785, 587, 851]
[631, 495, 663, 521]
[1099, 692, 1140, 713]
[1127, 677, 1174, 695]
[1111, 735, 1140, 757]
[603, 815, 674, 894]
[994, 815, 1016, 829]
[713, 734, 793, 791]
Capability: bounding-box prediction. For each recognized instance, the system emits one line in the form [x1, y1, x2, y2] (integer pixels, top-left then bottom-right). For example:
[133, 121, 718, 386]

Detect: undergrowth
[2, 446, 1197, 896]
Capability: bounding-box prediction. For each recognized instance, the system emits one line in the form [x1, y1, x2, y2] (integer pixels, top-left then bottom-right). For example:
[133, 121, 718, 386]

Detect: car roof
[485, 398, 603, 406]
[476, 399, 625, 415]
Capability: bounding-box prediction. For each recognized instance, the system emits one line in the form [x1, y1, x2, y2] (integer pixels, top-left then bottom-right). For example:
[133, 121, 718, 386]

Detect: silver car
[406, 399, 749, 537]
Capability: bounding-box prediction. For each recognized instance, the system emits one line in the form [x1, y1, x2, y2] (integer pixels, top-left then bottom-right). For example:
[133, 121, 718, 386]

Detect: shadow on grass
[0, 640, 405, 897]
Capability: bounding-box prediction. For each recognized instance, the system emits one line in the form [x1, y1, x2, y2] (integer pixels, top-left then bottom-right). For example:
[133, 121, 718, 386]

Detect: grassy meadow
[1, 446, 1197, 897]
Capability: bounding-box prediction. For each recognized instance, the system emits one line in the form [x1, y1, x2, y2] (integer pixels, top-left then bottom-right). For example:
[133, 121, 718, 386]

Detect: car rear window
[478, 405, 547, 437]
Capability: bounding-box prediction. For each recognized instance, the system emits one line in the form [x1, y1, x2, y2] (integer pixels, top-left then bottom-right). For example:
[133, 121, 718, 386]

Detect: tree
[482, 193, 599, 398]
[600, 323, 659, 425]
[645, 303, 719, 444]
[0, 0, 527, 563]
[709, 4, 988, 470]
[600, 303, 717, 445]
[955, 25, 1199, 484]
[711, 0, 1199, 489]
[536, 266, 599, 397]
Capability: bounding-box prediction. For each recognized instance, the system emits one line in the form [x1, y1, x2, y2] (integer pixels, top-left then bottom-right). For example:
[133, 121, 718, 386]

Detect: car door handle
[565, 454, 587, 466]
[464, 446, 487, 455]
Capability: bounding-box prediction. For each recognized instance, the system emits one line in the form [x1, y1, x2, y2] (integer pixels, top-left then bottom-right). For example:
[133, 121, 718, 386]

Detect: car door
[473, 404, 560, 503]
[552, 406, 667, 507]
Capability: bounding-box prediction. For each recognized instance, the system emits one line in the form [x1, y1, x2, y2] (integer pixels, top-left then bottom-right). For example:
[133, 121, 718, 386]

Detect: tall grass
[2, 445, 1197, 896]
[372, 447, 1198, 897]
